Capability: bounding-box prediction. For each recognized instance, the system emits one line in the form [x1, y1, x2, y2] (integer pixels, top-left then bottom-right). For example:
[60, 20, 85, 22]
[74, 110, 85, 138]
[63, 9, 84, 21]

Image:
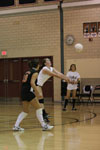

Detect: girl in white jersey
[36, 58, 68, 121]
[63, 64, 80, 111]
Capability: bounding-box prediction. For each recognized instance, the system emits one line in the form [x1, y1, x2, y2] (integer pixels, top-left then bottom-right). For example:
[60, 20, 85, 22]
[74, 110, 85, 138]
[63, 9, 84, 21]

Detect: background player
[63, 64, 80, 111]
[13, 59, 53, 131]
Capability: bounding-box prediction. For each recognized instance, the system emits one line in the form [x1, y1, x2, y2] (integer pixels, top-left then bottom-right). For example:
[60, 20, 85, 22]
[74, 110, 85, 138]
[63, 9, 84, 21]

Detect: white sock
[15, 112, 28, 127]
[36, 108, 46, 127]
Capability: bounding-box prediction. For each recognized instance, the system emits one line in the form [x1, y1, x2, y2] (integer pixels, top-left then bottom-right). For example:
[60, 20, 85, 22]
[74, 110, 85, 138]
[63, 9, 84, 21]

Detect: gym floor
[0, 102, 100, 150]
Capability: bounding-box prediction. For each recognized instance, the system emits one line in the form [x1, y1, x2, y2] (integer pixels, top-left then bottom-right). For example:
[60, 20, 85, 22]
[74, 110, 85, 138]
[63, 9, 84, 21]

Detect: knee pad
[39, 99, 44, 104]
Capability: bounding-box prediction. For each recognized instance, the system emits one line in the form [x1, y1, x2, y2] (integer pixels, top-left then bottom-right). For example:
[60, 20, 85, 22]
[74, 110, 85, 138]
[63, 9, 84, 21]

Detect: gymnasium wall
[63, 6, 100, 88]
[0, 10, 61, 100]
[0, 1, 100, 100]
[0, 0, 89, 10]
[64, 0, 89, 3]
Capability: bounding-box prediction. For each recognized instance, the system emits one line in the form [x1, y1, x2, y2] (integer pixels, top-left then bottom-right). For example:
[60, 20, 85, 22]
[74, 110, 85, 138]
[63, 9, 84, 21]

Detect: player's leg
[13, 101, 29, 131]
[30, 97, 53, 131]
[37, 86, 50, 122]
[63, 90, 71, 111]
[72, 89, 77, 110]
[37, 86, 44, 107]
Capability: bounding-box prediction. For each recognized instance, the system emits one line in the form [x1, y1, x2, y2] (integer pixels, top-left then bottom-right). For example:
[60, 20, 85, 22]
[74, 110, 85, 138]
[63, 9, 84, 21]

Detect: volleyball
[75, 43, 83, 52]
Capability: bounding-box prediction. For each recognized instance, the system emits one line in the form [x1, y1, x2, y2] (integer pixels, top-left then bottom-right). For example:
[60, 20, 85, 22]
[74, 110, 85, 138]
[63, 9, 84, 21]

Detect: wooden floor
[0, 101, 100, 150]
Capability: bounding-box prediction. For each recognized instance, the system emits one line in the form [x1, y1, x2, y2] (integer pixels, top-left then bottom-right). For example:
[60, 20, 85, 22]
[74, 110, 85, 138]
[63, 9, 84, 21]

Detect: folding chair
[80, 85, 93, 104]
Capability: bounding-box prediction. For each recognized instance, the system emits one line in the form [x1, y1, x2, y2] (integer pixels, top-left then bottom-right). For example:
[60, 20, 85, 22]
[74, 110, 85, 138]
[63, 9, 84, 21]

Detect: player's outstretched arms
[53, 68, 68, 82]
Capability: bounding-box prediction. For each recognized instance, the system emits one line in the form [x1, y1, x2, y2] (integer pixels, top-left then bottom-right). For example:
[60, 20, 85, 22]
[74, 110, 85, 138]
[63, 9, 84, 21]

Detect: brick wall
[63, 5, 100, 90]
[63, 6, 100, 72]
[0, 1, 100, 101]
[0, 10, 61, 100]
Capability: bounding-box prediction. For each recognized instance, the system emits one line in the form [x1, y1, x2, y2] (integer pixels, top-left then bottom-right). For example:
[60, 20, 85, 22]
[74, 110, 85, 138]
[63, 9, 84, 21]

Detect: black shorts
[21, 91, 36, 102]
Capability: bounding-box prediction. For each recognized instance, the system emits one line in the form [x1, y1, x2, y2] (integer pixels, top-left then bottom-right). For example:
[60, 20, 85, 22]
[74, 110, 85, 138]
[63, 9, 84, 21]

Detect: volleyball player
[63, 64, 80, 111]
[13, 59, 53, 131]
[34, 58, 68, 122]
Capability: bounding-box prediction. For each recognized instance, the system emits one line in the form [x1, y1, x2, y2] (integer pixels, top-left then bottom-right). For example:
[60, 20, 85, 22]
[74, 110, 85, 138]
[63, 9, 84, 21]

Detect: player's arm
[43, 68, 60, 78]
[43, 68, 68, 82]
[53, 68, 68, 82]
[30, 73, 41, 97]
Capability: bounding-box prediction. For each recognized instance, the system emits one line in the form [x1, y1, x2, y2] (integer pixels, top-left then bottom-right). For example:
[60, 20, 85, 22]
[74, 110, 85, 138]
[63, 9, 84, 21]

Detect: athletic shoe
[44, 116, 50, 123]
[72, 108, 77, 111]
[13, 126, 24, 131]
[42, 124, 54, 131]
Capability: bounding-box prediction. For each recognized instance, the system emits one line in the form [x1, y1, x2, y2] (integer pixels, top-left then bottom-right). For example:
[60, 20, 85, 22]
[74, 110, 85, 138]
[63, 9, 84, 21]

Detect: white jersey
[67, 71, 80, 90]
[37, 66, 54, 86]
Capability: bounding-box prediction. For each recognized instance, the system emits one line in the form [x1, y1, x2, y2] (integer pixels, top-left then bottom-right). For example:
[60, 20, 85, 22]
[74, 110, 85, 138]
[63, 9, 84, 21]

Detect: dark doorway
[0, 56, 54, 104]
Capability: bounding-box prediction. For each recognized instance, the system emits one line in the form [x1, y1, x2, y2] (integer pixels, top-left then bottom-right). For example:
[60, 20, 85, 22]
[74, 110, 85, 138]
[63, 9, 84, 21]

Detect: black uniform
[21, 69, 37, 102]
